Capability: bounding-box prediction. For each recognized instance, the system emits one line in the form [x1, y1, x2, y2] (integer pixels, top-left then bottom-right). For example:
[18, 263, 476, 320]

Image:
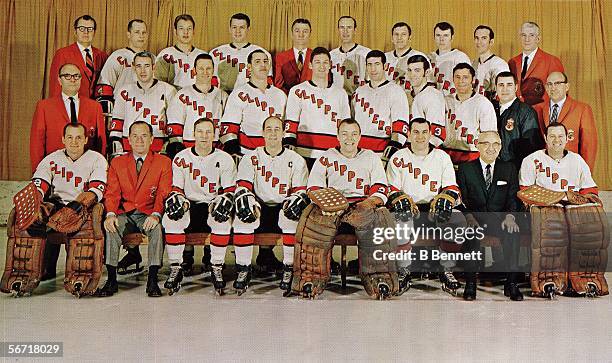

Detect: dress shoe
[463, 281, 477, 301]
[146, 277, 162, 297]
[94, 280, 118, 297]
[505, 282, 524, 301]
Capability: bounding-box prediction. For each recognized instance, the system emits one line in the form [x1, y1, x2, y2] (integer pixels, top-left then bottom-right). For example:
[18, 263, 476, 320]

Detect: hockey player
[96, 19, 149, 121]
[162, 118, 236, 295]
[384, 22, 429, 93]
[330, 16, 371, 96]
[386, 118, 463, 296]
[352, 50, 410, 164]
[429, 22, 471, 96]
[210, 13, 273, 93]
[405, 55, 446, 146]
[472, 25, 509, 101]
[231, 116, 309, 295]
[442, 63, 496, 164]
[220, 49, 287, 158]
[155, 14, 207, 89]
[284, 47, 351, 169]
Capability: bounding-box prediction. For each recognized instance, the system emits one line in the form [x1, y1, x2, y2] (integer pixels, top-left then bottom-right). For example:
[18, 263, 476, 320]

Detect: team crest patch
[505, 118, 515, 131]
[567, 129, 575, 141]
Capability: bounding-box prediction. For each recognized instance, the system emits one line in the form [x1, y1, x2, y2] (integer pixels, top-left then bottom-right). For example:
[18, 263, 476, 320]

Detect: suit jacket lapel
[136, 152, 153, 190]
[54, 96, 70, 123]
[557, 96, 572, 123]
[487, 162, 503, 198]
[525, 48, 541, 79]
[470, 161, 488, 197]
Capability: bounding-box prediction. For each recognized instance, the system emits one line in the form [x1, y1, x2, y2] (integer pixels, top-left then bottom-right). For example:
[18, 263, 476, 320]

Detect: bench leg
[341, 246, 347, 289]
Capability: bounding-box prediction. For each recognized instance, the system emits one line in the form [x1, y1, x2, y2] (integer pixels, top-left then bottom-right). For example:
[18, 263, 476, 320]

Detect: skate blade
[117, 266, 144, 276]
[441, 285, 458, 296]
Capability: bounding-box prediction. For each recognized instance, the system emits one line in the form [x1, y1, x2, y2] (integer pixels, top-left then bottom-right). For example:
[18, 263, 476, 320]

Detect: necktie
[550, 104, 559, 124]
[69, 97, 78, 124]
[485, 164, 492, 190]
[84, 48, 94, 80]
[521, 56, 529, 79]
[297, 51, 304, 72]
[136, 158, 143, 175]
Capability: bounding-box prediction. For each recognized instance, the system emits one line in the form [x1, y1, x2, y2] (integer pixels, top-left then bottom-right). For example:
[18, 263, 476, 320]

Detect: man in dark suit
[274, 18, 312, 94]
[456, 131, 523, 301]
[96, 121, 172, 298]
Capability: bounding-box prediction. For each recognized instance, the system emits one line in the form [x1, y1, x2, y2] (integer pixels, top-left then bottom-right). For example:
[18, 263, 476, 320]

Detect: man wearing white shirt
[384, 22, 428, 92]
[472, 25, 509, 100]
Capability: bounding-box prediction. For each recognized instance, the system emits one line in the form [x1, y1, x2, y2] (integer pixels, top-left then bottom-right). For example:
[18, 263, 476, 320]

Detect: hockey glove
[282, 190, 310, 221]
[235, 187, 260, 223]
[429, 189, 459, 223]
[209, 192, 234, 223]
[164, 192, 189, 221]
[387, 190, 419, 222]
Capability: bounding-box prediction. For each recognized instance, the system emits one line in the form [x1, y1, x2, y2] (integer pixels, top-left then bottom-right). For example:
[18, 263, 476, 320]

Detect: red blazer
[533, 96, 598, 170]
[104, 151, 172, 216]
[30, 95, 106, 171]
[48, 43, 108, 98]
[274, 48, 312, 94]
[508, 48, 564, 105]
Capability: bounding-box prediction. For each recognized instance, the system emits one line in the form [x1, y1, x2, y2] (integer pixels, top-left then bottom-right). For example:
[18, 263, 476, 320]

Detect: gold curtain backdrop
[0, 0, 609, 187]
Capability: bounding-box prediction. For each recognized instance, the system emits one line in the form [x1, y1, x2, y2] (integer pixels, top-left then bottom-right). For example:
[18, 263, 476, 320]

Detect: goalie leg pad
[530, 206, 569, 296]
[566, 204, 609, 296]
[1, 208, 46, 296]
[291, 204, 339, 297]
[345, 207, 399, 298]
[64, 204, 105, 297]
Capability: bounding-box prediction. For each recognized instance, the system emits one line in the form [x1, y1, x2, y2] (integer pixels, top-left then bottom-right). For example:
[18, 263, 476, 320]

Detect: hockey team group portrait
[0, 0, 610, 361]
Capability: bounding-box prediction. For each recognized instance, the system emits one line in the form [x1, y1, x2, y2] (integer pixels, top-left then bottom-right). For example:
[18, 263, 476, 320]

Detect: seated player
[231, 116, 309, 296]
[519, 123, 607, 298]
[1, 123, 107, 297]
[162, 118, 236, 295]
[386, 118, 464, 296]
[293, 118, 399, 299]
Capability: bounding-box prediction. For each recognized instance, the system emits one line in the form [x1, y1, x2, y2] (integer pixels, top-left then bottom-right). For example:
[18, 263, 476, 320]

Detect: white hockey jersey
[429, 49, 471, 96]
[156, 46, 208, 89]
[308, 148, 388, 204]
[387, 146, 458, 204]
[171, 147, 236, 203]
[384, 48, 429, 92]
[97, 47, 140, 97]
[352, 80, 410, 153]
[284, 81, 351, 160]
[110, 80, 177, 152]
[519, 150, 597, 193]
[472, 54, 509, 96]
[32, 149, 108, 204]
[237, 147, 308, 205]
[330, 44, 371, 95]
[166, 85, 228, 145]
[210, 43, 273, 93]
[219, 82, 287, 155]
[410, 83, 446, 146]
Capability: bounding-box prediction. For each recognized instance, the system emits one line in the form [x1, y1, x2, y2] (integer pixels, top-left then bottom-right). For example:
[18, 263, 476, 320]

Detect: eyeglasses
[478, 141, 501, 149]
[75, 26, 95, 33]
[60, 73, 82, 81]
[545, 81, 567, 87]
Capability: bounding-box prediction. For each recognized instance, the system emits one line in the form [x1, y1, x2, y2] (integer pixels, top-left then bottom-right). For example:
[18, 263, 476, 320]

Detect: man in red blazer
[97, 121, 172, 298]
[533, 72, 598, 170]
[508, 22, 564, 105]
[274, 18, 313, 94]
[48, 15, 108, 98]
[31, 63, 106, 172]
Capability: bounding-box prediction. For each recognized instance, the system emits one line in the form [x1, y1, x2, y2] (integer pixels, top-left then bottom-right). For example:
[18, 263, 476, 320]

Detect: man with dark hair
[472, 25, 509, 100]
[274, 18, 313, 94]
[211, 13, 272, 93]
[330, 16, 371, 95]
[429, 21, 470, 96]
[156, 14, 207, 89]
[97, 121, 172, 298]
[49, 15, 108, 98]
[384, 22, 428, 92]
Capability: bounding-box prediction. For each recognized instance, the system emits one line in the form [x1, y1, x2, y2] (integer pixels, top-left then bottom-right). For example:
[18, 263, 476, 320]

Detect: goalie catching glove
[235, 187, 261, 223]
[209, 192, 234, 223]
[47, 191, 97, 233]
[429, 189, 458, 223]
[282, 190, 310, 221]
[387, 191, 419, 222]
[164, 192, 190, 221]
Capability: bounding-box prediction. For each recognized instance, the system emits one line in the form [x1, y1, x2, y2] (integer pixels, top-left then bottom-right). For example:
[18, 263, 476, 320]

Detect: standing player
[386, 118, 463, 295]
[210, 13, 273, 93]
[231, 116, 309, 295]
[384, 22, 428, 93]
[274, 18, 313, 94]
[96, 19, 149, 121]
[442, 63, 496, 164]
[330, 16, 371, 96]
[429, 22, 471, 96]
[162, 118, 236, 295]
[284, 47, 351, 169]
[155, 14, 207, 89]
[405, 55, 446, 146]
[352, 50, 410, 164]
[472, 25, 509, 100]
